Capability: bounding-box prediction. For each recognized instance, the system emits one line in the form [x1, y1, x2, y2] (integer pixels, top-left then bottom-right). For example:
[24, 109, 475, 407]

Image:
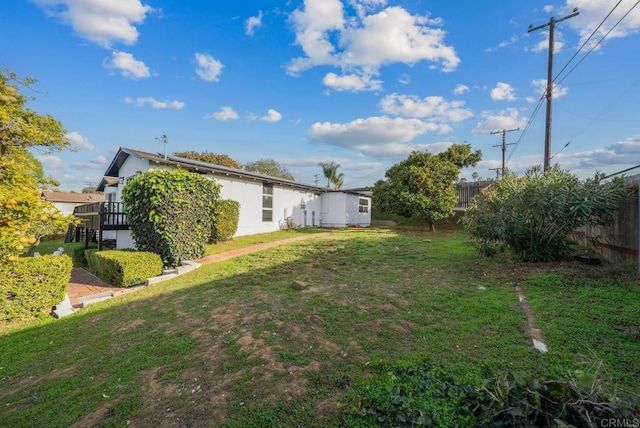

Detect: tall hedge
[0, 255, 72, 320]
[210, 199, 240, 243]
[122, 169, 220, 267]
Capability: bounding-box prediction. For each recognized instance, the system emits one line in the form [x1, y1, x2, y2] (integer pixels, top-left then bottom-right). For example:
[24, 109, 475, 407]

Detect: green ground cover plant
[1, 229, 638, 426]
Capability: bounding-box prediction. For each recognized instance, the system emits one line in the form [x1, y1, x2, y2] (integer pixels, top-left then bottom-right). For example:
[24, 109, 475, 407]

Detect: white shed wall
[345, 194, 371, 227]
[320, 192, 347, 227]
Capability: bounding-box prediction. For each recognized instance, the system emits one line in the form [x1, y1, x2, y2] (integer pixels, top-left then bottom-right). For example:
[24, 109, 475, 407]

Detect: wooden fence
[569, 174, 639, 267]
[455, 180, 492, 210]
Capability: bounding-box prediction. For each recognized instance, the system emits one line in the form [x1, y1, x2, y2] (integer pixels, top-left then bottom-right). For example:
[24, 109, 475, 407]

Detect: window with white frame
[358, 198, 369, 213]
[262, 183, 273, 221]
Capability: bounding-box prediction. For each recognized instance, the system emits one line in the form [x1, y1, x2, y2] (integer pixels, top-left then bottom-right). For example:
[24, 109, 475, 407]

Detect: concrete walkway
[67, 232, 332, 309]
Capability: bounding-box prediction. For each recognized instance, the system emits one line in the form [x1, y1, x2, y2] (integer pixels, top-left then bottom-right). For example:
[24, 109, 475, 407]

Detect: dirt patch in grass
[72, 402, 117, 428]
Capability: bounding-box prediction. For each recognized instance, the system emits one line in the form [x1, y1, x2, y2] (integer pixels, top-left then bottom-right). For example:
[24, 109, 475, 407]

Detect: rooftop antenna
[156, 134, 168, 160]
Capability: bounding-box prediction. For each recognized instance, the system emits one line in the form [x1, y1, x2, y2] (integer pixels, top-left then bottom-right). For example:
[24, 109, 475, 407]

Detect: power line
[555, 0, 640, 88]
[506, 95, 546, 164]
[553, 74, 640, 158]
[552, 0, 622, 85]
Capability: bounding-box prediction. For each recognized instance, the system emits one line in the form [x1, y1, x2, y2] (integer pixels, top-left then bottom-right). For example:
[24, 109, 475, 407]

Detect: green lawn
[1, 229, 638, 426]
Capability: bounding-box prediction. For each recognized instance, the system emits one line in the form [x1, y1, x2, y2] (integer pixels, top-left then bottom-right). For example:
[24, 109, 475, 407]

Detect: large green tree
[173, 150, 241, 169]
[244, 158, 295, 181]
[0, 70, 73, 262]
[373, 144, 481, 231]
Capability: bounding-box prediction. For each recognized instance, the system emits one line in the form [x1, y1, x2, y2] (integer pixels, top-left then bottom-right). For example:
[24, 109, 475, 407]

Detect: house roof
[42, 191, 104, 203]
[97, 147, 327, 193]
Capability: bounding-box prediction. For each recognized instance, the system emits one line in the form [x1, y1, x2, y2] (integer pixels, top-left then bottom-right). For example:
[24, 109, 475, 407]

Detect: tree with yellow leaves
[0, 70, 74, 262]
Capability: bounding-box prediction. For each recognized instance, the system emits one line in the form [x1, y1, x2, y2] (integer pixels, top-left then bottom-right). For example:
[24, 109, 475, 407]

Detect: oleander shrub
[122, 169, 221, 267]
[462, 166, 625, 261]
[0, 255, 73, 320]
[92, 250, 163, 287]
[210, 199, 240, 243]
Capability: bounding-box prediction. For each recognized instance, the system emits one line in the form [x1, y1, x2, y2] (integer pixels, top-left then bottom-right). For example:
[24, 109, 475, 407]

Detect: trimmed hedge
[210, 199, 240, 243]
[85, 248, 99, 271]
[0, 255, 73, 321]
[122, 169, 220, 267]
[71, 243, 97, 267]
[91, 250, 163, 287]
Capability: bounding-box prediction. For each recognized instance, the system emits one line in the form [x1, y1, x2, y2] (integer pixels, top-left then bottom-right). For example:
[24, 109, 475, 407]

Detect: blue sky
[3, 0, 640, 190]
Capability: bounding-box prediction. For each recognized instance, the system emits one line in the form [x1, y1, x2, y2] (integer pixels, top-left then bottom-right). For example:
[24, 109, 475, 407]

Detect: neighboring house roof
[42, 191, 104, 203]
[103, 177, 119, 187]
[342, 187, 372, 197]
[97, 147, 327, 193]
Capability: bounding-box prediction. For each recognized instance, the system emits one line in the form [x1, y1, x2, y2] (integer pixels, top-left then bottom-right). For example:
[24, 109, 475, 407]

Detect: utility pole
[528, 7, 579, 171]
[156, 134, 168, 160]
[489, 167, 501, 180]
[313, 174, 320, 186]
[490, 128, 519, 178]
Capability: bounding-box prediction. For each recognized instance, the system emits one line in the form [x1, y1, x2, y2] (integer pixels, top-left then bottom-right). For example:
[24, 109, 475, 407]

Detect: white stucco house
[70, 148, 371, 250]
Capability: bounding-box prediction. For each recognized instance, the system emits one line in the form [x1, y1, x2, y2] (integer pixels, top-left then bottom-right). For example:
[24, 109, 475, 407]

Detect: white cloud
[245, 10, 263, 36]
[194, 52, 223, 82]
[485, 35, 518, 52]
[124, 96, 185, 109]
[453, 84, 469, 95]
[339, 7, 459, 72]
[287, 2, 459, 91]
[530, 30, 565, 53]
[65, 131, 94, 151]
[32, 0, 154, 48]
[206, 106, 239, 121]
[531, 79, 568, 100]
[105, 51, 151, 79]
[380, 93, 473, 123]
[260, 109, 282, 123]
[72, 155, 109, 169]
[472, 108, 528, 135]
[543, 5, 555, 13]
[92, 155, 108, 165]
[281, 156, 351, 168]
[491, 82, 518, 101]
[562, 0, 640, 48]
[322, 72, 382, 92]
[308, 116, 447, 157]
[398, 74, 410, 84]
[288, 0, 344, 75]
[36, 154, 66, 171]
[348, 0, 388, 18]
